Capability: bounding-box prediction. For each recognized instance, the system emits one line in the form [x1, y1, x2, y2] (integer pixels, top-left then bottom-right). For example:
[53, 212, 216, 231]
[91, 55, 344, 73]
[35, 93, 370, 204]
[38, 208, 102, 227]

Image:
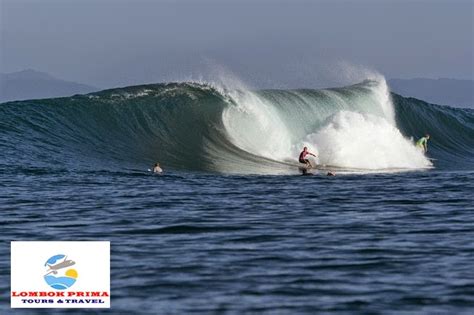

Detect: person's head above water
[154, 163, 160, 167]
[303, 146, 308, 151]
[425, 134, 430, 139]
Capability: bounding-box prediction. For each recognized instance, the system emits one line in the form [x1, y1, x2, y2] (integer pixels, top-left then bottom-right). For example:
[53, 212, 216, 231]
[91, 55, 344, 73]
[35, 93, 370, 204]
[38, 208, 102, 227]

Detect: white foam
[300, 111, 432, 169]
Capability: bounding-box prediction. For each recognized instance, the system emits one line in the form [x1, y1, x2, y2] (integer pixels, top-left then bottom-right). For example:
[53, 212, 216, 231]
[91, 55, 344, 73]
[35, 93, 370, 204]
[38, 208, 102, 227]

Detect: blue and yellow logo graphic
[44, 254, 78, 290]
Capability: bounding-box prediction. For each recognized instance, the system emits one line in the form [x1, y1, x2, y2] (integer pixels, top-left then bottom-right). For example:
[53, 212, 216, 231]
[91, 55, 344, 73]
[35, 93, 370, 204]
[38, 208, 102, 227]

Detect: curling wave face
[1, 79, 473, 174]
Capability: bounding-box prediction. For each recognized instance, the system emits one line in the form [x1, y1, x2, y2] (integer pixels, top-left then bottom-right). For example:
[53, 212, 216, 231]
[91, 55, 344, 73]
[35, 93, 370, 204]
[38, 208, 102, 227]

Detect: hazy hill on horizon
[0, 69, 98, 102]
[388, 78, 473, 109]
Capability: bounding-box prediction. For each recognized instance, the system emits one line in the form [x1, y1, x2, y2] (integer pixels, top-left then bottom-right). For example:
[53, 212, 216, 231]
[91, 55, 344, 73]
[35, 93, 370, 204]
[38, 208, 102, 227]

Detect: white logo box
[11, 241, 110, 308]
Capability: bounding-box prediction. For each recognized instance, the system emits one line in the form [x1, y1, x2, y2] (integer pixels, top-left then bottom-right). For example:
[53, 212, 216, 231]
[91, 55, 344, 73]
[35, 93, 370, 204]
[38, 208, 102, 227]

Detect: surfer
[153, 163, 163, 173]
[416, 134, 430, 153]
[299, 147, 317, 168]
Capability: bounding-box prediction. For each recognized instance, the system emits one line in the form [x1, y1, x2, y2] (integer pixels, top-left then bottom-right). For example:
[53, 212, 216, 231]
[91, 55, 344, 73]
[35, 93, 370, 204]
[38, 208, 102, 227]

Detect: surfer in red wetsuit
[299, 147, 317, 168]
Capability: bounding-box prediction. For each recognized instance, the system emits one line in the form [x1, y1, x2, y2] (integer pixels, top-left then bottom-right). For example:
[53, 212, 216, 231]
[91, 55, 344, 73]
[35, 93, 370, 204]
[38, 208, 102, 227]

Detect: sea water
[1, 78, 473, 314]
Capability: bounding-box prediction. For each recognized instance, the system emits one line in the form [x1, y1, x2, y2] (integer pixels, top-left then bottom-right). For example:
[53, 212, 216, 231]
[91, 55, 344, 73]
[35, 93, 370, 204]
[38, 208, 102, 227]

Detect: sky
[1, 0, 473, 89]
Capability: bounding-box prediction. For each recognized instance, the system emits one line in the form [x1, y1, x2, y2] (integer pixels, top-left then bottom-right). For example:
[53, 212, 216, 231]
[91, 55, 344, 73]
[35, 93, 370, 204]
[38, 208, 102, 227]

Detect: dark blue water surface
[1, 168, 473, 314]
[1, 83, 473, 313]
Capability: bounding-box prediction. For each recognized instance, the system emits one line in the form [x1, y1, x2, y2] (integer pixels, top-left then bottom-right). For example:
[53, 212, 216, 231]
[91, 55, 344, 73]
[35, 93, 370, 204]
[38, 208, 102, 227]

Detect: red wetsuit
[299, 151, 309, 163]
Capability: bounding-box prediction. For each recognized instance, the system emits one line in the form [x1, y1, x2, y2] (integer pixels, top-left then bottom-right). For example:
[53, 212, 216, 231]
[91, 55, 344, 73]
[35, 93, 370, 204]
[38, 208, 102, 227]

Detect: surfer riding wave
[299, 147, 317, 168]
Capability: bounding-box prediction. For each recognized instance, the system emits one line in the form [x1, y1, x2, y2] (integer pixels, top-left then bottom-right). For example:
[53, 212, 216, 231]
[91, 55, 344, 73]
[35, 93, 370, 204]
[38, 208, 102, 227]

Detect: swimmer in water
[153, 163, 163, 173]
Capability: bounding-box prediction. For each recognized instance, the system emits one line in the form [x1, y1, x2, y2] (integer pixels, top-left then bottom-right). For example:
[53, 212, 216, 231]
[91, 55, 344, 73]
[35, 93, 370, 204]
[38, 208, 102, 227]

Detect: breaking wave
[1, 78, 473, 174]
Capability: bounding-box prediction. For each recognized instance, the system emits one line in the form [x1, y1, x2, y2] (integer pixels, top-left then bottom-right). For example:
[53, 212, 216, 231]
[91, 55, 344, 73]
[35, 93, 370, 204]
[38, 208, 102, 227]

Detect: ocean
[1, 79, 473, 314]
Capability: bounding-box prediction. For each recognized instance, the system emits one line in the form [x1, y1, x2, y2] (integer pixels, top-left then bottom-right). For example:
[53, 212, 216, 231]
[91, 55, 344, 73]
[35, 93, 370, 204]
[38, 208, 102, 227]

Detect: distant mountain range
[388, 78, 473, 108]
[0, 69, 98, 102]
